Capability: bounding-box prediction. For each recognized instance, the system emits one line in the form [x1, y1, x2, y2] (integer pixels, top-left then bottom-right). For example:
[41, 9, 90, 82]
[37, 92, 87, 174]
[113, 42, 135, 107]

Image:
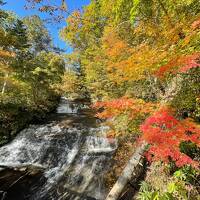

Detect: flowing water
[0, 97, 117, 200]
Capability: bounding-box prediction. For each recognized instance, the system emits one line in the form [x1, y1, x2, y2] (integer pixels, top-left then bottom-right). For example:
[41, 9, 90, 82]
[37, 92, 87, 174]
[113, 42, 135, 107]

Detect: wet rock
[0, 164, 46, 200]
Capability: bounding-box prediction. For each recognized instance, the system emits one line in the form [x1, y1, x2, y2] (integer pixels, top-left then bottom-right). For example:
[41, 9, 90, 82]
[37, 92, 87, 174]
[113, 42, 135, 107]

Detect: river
[0, 97, 117, 200]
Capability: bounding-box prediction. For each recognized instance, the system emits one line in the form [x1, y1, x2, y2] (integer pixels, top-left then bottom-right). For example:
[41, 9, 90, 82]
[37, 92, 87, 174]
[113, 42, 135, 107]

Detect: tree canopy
[0, 9, 65, 143]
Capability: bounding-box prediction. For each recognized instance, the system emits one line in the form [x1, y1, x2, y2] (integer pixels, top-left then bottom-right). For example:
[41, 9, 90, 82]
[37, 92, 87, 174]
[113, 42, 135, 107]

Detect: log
[105, 142, 147, 200]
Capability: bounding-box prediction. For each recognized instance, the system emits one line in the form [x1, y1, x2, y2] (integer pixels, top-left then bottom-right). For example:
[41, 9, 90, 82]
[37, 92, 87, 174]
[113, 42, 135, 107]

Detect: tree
[0, 0, 5, 6]
[140, 107, 200, 167]
[0, 50, 15, 94]
[25, 0, 67, 22]
[23, 15, 52, 54]
[0, 9, 65, 102]
[0, 10, 29, 94]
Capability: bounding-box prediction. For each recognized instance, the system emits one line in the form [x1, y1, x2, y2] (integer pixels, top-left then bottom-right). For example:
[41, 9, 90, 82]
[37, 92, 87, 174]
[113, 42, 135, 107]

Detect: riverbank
[0, 95, 60, 146]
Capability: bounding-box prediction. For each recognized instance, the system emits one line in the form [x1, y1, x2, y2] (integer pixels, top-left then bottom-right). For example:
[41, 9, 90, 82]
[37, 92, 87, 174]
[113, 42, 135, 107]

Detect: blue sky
[2, 0, 90, 53]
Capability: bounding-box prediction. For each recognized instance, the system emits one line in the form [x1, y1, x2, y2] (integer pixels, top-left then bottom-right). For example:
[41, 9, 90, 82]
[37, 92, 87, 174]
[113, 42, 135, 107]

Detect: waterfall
[0, 98, 117, 200]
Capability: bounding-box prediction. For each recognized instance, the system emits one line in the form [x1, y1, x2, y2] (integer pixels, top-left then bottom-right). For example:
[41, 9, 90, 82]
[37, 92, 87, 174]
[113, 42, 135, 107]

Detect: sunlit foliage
[140, 107, 200, 167]
[0, 9, 65, 143]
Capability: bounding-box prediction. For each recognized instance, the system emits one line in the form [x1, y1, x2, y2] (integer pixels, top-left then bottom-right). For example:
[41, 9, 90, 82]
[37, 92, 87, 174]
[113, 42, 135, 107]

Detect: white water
[0, 98, 117, 200]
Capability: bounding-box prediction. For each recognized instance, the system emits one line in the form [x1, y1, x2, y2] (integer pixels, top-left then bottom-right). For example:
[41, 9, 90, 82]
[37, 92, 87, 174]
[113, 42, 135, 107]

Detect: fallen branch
[106, 142, 147, 200]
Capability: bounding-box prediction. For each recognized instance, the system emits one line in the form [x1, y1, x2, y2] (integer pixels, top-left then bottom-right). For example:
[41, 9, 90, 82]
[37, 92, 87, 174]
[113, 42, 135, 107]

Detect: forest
[0, 0, 200, 200]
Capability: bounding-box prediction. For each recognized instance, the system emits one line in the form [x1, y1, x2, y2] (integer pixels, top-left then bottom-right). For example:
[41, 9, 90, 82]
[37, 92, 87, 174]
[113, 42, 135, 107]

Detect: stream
[0, 97, 117, 200]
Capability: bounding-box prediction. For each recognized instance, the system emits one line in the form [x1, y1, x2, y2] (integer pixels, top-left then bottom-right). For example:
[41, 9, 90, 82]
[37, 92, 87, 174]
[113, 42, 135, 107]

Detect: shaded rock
[0, 164, 46, 200]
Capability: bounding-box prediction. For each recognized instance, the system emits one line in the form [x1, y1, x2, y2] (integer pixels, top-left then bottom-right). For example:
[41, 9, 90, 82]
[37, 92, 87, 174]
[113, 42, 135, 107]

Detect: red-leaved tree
[140, 108, 200, 167]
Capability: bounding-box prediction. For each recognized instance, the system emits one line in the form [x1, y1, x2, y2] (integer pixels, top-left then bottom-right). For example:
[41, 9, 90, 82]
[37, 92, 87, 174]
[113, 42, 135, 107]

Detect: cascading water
[0, 97, 117, 200]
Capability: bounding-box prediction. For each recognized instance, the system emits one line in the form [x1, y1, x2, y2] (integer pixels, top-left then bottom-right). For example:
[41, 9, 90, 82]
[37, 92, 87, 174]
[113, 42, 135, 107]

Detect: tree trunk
[106, 142, 147, 200]
[1, 73, 8, 94]
[160, 75, 183, 104]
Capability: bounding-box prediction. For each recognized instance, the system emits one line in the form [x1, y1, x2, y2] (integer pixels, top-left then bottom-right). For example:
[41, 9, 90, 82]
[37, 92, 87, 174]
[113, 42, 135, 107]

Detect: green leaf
[167, 183, 177, 193]
[130, 0, 140, 23]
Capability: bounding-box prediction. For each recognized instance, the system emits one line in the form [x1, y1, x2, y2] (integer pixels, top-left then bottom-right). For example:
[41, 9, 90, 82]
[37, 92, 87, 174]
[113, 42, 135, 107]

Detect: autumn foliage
[60, 0, 200, 170]
[94, 99, 200, 167]
[192, 18, 200, 30]
[93, 97, 156, 119]
[155, 53, 200, 78]
[140, 108, 200, 167]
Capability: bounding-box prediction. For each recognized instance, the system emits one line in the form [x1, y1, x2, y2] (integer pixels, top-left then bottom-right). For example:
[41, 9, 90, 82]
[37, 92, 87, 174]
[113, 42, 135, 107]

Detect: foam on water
[0, 98, 117, 200]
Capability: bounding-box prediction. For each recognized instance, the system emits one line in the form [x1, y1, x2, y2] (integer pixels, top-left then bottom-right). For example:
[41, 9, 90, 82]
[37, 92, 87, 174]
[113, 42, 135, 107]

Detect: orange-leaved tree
[93, 97, 155, 119]
[155, 53, 200, 78]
